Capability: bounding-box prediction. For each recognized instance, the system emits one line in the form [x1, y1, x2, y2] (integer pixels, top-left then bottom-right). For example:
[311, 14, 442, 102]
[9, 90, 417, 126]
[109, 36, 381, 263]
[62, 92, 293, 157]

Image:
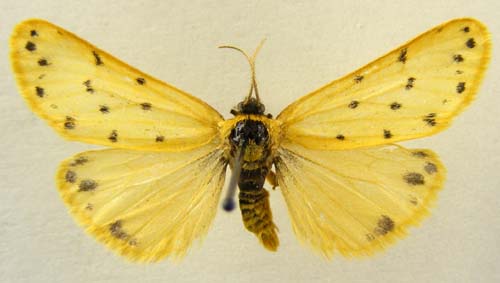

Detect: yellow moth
[10, 18, 490, 262]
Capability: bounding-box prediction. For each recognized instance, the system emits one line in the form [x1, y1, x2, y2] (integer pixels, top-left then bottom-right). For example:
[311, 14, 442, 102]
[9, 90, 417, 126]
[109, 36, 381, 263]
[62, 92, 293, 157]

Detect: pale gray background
[1, 1, 499, 282]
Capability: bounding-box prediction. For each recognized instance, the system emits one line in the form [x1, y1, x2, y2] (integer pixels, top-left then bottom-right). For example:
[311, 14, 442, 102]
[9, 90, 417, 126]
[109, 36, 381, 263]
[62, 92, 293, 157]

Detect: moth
[10, 18, 490, 262]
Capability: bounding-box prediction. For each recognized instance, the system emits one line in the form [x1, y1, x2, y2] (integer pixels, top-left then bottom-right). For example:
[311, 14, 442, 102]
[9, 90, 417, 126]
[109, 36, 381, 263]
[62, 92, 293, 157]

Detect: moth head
[232, 97, 266, 115]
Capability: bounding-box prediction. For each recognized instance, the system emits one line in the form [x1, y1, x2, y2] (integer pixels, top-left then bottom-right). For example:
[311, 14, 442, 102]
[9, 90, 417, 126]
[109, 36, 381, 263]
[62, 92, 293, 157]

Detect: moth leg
[266, 170, 278, 189]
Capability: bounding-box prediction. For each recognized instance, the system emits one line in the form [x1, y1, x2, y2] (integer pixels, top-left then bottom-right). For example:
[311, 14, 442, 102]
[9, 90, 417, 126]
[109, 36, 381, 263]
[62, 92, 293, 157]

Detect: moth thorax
[229, 119, 269, 148]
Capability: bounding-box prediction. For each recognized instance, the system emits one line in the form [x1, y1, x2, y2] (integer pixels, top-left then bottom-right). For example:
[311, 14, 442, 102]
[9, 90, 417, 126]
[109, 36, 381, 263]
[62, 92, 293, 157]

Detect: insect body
[10, 18, 490, 262]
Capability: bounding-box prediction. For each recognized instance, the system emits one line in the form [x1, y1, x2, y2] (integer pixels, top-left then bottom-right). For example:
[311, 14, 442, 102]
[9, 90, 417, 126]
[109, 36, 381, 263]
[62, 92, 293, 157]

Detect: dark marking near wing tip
[35, 86, 44, 98]
[398, 48, 407, 63]
[453, 54, 464, 63]
[25, 41, 36, 51]
[409, 197, 418, 206]
[375, 215, 394, 235]
[354, 75, 364, 83]
[336, 134, 345, 141]
[136, 78, 146, 85]
[85, 203, 93, 211]
[92, 51, 103, 65]
[30, 30, 38, 37]
[404, 172, 425, 186]
[390, 102, 401, 110]
[99, 105, 110, 114]
[463, 26, 470, 33]
[423, 113, 437, 126]
[65, 170, 77, 183]
[83, 80, 94, 93]
[412, 151, 428, 158]
[457, 82, 466, 94]
[383, 129, 392, 139]
[141, 102, 152, 110]
[70, 156, 88, 166]
[466, 38, 476, 48]
[424, 162, 438, 174]
[366, 233, 375, 241]
[156, 135, 165, 142]
[38, 74, 46, 79]
[348, 100, 359, 109]
[64, 116, 76, 129]
[110, 220, 129, 240]
[405, 77, 416, 90]
[456, 70, 464, 75]
[38, 58, 49, 66]
[108, 130, 118, 142]
[79, 179, 98, 192]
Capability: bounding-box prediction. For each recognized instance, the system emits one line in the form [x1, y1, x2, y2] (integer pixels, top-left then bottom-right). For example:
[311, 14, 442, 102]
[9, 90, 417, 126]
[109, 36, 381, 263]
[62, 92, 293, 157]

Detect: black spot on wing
[457, 82, 466, 94]
[405, 77, 416, 90]
[336, 134, 345, 140]
[38, 58, 50, 66]
[423, 113, 437, 126]
[374, 215, 394, 235]
[155, 135, 165, 142]
[70, 156, 89, 166]
[424, 162, 438, 174]
[136, 78, 146, 85]
[383, 129, 392, 139]
[108, 130, 118, 142]
[390, 102, 401, 110]
[354, 75, 364, 83]
[463, 26, 470, 33]
[83, 80, 94, 93]
[403, 172, 425, 186]
[92, 51, 103, 65]
[78, 179, 98, 192]
[348, 100, 359, 109]
[99, 105, 110, 114]
[25, 41, 36, 51]
[30, 30, 38, 37]
[412, 151, 428, 158]
[65, 170, 77, 183]
[453, 54, 464, 63]
[35, 86, 44, 97]
[64, 116, 76, 129]
[466, 38, 476, 48]
[398, 48, 407, 63]
[140, 102, 152, 110]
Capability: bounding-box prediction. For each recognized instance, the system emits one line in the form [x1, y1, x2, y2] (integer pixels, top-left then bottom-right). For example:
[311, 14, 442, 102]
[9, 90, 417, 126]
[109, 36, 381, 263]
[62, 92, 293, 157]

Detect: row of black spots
[64, 116, 76, 129]
[354, 75, 364, 83]
[390, 102, 401, 110]
[35, 86, 44, 98]
[411, 151, 428, 158]
[466, 38, 476, 48]
[108, 130, 118, 142]
[109, 220, 137, 246]
[38, 58, 50, 66]
[383, 129, 392, 139]
[374, 215, 395, 236]
[70, 156, 89, 166]
[456, 82, 466, 94]
[462, 26, 470, 33]
[403, 172, 425, 186]
[348, 100, 359, 109]
[424, 162, 438, 174]
[423, 113, 437, 126]
[92, 51, 103, 65]
[30, 29, 38, 37]
[83, 80, 94, 93]
[398, 47, 407, 63]
[405, 77, 416, 90]
[65, 170, 77, 183]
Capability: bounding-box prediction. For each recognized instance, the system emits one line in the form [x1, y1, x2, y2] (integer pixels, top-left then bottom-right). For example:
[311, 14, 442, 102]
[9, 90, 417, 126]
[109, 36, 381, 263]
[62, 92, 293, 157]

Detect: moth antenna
[219, 38, 266, 103]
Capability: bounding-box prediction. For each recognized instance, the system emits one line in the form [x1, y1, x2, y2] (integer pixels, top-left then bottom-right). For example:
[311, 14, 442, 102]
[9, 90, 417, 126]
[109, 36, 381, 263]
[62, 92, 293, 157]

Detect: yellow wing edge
[277, 18, 492, 144]
[10, 18, 224, 150]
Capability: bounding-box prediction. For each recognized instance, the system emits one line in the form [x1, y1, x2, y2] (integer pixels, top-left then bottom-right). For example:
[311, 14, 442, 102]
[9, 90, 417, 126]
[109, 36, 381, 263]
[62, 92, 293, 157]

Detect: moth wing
[275, 141, 444, 257]
[277, 18, 490, 150]
[57, 141, 227, 262]
[10, 19, 223, 151]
